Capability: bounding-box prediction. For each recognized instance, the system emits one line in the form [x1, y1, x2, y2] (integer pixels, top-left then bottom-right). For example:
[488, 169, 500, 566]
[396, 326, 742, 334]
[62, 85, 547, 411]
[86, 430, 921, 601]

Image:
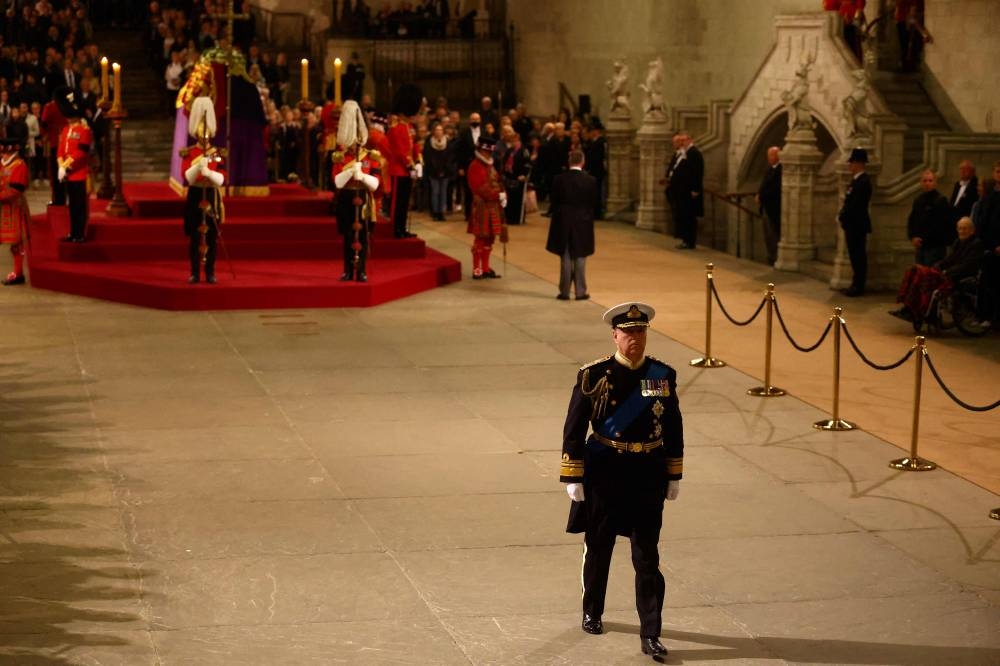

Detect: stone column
[830, 143, 880, 289]
[605, 112, 636, 219]
[774, 125, 823, 271]
[635, 115, 671, 232]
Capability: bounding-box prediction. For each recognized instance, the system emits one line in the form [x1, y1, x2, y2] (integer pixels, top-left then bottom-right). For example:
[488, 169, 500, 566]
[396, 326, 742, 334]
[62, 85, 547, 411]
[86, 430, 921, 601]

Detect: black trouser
[844, 228, 868, 292]
[390, 175, 412, 236]
[977, 253, 999, 322]
[676, 201, 698, 247]
[187, 221, 217, 279]
[763, 209, 781, 265]
[66, 180, 87, 239]
[49, 148, 66, 205]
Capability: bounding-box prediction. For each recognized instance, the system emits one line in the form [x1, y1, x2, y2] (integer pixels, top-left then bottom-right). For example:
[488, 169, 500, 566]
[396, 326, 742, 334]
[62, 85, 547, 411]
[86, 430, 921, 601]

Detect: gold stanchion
[889, 336, 936, 471]
[747, 283, 785, 397]
[690, 262, 726, 368]
[814, 307, 856, 430]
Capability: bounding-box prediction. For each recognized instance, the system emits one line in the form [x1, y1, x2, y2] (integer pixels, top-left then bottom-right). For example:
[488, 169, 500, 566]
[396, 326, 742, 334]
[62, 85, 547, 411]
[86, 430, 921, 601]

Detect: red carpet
[27, 182, 461, 310]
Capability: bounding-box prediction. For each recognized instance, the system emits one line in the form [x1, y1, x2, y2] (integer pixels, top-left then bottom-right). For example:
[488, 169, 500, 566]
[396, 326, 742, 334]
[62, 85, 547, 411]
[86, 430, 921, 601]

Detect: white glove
[413, 163, 423, 179]
[352, 161, 364, 180]
[57, 166, 67, 182]
[666, 480, 680, 501]
[566, 483, 584, 502]
[499, 192, 508, 208]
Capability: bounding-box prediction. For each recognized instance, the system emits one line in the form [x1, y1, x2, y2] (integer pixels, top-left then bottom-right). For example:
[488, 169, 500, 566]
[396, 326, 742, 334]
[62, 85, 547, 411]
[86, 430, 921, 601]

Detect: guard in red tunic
[387, 83, 423, 239]
[466, 136, 506, 279]
[0, 138, 30, 285]
[55, 87, 91, 243]
[365, 110, 392, 226]
[181, 96, 227, 284]
[331, 100, 381, 282]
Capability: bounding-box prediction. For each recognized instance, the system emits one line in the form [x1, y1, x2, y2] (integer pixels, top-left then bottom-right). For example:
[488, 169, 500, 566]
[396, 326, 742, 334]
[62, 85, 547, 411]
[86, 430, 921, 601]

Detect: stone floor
[1, 188, 998, 665]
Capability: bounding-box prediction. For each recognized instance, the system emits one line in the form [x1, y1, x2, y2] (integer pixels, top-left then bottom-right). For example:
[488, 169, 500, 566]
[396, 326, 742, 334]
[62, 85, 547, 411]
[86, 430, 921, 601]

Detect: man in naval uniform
[560, 302, 683, 661]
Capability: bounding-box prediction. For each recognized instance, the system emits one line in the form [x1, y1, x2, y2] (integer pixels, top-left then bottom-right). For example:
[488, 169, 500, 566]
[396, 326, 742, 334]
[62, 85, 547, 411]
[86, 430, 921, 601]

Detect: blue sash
[596, 362, 668, 439]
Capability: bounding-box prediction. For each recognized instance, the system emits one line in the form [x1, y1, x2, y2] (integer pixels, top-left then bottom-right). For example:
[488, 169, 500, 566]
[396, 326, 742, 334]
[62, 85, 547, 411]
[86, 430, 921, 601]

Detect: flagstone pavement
[1, 190, 997, 665]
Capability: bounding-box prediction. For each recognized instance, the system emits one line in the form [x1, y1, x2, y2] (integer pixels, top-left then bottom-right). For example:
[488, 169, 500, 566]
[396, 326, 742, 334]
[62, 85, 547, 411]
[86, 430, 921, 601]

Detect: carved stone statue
[842, 68, 872, 140]
[606, 59, 631, 117]
[638, 57, 666, 120]
[781, 53, 816, 132]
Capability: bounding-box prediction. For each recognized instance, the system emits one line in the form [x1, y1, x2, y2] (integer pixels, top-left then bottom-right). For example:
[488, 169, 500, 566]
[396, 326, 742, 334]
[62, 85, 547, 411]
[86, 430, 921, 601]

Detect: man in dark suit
[838, 148, 873, 297]
[756, 146, 782, 265]
[662, 133, 683, 239]
[670, 132, 704, 249]
[455, 112, 481, 222]
[546, 150, 597, 300]
[907, 169, 953, 266]
[949, 159, 979, 222]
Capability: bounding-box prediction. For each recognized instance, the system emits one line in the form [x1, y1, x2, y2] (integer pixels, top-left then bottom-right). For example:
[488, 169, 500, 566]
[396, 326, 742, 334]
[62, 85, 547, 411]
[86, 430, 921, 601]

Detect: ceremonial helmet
[188, 96, 217, 144]
[337, 100, 368, 148]
[54, 86, 82, 119]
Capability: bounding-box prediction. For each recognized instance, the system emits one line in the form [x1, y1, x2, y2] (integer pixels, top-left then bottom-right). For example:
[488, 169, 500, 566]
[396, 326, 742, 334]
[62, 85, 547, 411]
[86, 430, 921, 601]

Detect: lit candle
[112, 62, 121, 110]
[301, 58, 308, 101]
[333, 57, 342, 107]
[100, 57, 109, 101]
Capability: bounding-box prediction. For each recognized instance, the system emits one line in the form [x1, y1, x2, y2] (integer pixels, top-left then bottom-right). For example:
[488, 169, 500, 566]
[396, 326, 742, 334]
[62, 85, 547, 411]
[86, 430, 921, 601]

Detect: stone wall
[923, 0, 1000, 132]
[507, 0, 818, 118]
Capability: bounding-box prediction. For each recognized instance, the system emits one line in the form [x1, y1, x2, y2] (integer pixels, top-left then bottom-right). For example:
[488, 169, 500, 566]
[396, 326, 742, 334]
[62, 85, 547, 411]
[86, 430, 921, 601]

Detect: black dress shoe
[2, 274, 25, 286]
[675, 242, 694, 250]
[556, 293, 570, 300]
[60, 235, 76, 242]
[576, 294, 590, 300]
[581, 614, 603, 635]
[188, 275, 200, 284]
[339, 272, 353, 281]
[641, 636, 668, 658]
[356, 272, 367, 282]
[483, 269, 500, 279]
[472, 273, 485, 280]
[205, 275, 217, 284]
[72, 236, 86, 243]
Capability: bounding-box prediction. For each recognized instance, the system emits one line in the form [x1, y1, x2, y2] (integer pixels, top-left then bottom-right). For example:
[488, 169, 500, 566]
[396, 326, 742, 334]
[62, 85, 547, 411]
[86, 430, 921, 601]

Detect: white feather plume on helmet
[336, 100, 368, 148]
[188, 96, 217, 140]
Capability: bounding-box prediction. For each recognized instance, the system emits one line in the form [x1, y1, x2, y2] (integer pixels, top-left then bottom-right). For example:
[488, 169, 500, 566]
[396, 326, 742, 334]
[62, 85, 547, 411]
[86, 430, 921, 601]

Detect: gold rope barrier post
[747, 283, 785, 397]
[889, 336, 936, 471]
[690, 263, 726, 368]
[814, 307, 856, 430]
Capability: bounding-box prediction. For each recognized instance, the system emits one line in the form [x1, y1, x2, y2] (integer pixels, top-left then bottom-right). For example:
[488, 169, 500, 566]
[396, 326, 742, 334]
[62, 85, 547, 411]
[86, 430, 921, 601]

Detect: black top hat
[0, 137, 22, 150]
[847, 147, 869, 164]
[590, 117, 604, 131]
[53, 86, 81, 119]
[391, 83, 423, 117]
[476, 135, 497, 152]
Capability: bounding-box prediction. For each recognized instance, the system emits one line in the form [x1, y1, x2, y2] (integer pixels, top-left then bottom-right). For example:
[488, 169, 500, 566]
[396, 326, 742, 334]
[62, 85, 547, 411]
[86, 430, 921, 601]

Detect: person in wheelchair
[891, 217, 984, 326]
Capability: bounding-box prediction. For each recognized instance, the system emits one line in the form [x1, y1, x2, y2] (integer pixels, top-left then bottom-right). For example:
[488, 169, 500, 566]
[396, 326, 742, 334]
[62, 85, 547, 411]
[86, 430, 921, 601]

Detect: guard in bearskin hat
[0, 138, 30, 285]
[365, 110, 392, 225]
[387, 83, 423, 239]
[54, 86, 91, 242]
[330, 100, 381, 282]
[181, 96, 228, 283]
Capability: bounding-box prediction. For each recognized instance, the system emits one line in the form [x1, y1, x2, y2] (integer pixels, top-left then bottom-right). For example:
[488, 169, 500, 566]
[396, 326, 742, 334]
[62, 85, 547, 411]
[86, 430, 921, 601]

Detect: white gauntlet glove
[666, 480, 680, 501]
[57, 166, 67, 182]
[499, 192, 508, 208]
[566, 483, 585, 502]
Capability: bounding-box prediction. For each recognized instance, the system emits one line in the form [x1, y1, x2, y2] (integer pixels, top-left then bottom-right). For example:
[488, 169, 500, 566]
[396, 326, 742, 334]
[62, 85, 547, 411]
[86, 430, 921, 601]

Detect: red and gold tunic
[331, 145, 381, 234]
[0, 155, 29, 244]
[386, 118, 413, 178]
[320, 101, 340, 152]
[181, 146, 228, 188]
[181, 146, 228, 237]
[58, 120, 92, 182]
[365, 127, 392, 197]
[466, 156, 504, 238]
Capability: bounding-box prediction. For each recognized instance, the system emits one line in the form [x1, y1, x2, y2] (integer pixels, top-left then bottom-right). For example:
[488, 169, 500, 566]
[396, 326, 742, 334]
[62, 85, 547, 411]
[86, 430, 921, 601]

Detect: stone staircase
[95, 28, 174, 181]
[871, 71, 950, 171]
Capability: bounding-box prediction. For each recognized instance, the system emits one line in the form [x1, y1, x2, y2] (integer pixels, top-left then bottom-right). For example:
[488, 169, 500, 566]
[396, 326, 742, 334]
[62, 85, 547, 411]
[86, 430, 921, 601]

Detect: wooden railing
[705, 189, 765, 260]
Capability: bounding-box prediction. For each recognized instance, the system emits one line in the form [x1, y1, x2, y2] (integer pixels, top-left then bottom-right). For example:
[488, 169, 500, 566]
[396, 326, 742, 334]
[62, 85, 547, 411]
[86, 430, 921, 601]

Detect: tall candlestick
[100, 57, 109, 101]
[301, 58, 308, 101]
[333, 57, 342, 107]
[112, 62, 121, 110]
